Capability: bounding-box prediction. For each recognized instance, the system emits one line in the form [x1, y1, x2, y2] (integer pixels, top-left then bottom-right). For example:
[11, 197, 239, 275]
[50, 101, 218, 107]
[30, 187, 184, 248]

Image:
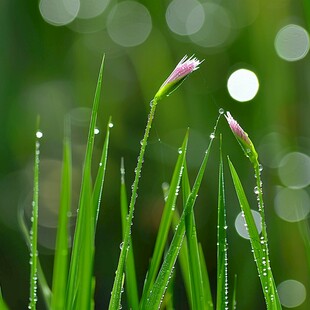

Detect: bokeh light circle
[227, 69, 259, 102]
[77, 0, 110, 19]
[277, 279, 306, 308]
[278, 152, 310, 189]
[235, 210, 262, 239]
[165, 0, 204, 36]
[107, 1, 152, 47]
[189, 3, 232, 48]
[275, 24, 310, 61]
[39, 0, 80, 26]
[274, 187, 310, 222]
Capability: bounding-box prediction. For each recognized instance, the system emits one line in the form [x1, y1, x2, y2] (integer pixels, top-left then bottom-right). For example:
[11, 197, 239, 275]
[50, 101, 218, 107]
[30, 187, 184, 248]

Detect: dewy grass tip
[225, 111, 258, 164]
[154, 55, 203, 101]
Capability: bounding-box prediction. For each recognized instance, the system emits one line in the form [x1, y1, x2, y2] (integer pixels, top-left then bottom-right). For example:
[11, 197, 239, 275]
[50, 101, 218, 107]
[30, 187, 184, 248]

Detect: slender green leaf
[217, 136, 228, 309]
[51, 118, 72, 310]
[0, 288, 9, 310]
[120, 158, 139, 310]
[66, 55, 105, 309]
[140, 130, 189, 308]
[198, 244, 213, 309]
[145, 133, 217, 309]
[228, 158, 281, 309]
[18, 207, 51, 309]
[183, 161, 206, 310]
[93, 117, 112, 229]
[29, 126, 40, 310]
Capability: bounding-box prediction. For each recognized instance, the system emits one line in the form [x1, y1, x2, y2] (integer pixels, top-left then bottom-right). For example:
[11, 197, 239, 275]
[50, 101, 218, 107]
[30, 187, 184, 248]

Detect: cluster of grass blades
[2, 55, 282, 309]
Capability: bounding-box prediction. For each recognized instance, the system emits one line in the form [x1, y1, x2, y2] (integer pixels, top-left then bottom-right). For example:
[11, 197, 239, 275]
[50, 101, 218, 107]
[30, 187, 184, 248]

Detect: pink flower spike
[225, 111, 251, 146]
[154, 55, 203, 101]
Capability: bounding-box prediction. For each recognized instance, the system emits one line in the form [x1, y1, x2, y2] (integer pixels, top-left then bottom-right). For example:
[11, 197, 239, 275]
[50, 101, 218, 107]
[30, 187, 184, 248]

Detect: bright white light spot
[274, 187, 310, 222]
[39, 0, 80, 26]
[189, 3, 232, 48]
[227, 69, 259, 102]
[36, 131, 43, 139]
[278, 152, 310, 189]
[77, 0, 110, 19]
[94, 128, 100, 135]
[235, 210, 262, 239]
[275, 24, 310, 61]
[277, 279, 306, 308]
[165, 0, 204, 36]
[107, 1, 152, 47]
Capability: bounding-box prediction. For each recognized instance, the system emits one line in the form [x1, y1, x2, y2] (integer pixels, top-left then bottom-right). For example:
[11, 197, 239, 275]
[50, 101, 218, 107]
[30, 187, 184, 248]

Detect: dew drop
[36, 131, 43, 139]
[119, 242, 124, 250]
[254, 186, 259, 194]
[94, 127, 100, 135]
[210, 132, 215, 139]
[219, 108, 225, 115]
[108, 122, 114, 128]
[178, 148, 183, 154]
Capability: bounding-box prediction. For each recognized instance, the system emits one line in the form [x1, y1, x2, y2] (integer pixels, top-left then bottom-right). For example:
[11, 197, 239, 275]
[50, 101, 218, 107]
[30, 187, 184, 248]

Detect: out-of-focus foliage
[0, 0, 310, 309]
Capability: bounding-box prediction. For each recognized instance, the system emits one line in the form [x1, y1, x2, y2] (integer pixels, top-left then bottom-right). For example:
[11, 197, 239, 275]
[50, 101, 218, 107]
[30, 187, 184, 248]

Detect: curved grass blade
[93, 117, 112, 229]
[144, 134, 217, 309]
[66, 55, 105, 309]
[228, 158, 281, 309]
[51, 118, 72, 310]
[140, 130, 189, 308]
[18, 207, 51, 309]
[217, 135, 228, 310]
[120, 158, 139, 310]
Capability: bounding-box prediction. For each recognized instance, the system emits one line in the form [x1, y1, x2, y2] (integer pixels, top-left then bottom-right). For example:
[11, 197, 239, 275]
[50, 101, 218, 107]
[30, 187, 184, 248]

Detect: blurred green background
[1, 0, 310, 309]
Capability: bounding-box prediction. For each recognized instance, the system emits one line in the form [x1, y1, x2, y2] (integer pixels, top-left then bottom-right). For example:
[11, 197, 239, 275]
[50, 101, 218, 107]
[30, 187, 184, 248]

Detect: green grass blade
[228, 158, 281, 309]
[120, 158, 139, 310]
[217, 136, 228, 309]
[145, 133, 217, 310]
[183, 161, 206, 310]
[18, 207, 51, 309]
[66, 55, 105, 309]
[198, 244, 213, 309]
[0, 288, 10, 310]
[140, 130, 189, 308]
[29, 128, 41, 310]
[51, 118, 72, 310]
[93, 117, 112, 229]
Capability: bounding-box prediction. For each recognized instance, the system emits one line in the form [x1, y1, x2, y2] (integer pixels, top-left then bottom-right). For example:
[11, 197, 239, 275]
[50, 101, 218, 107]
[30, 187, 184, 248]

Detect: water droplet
[94, 127, 100, 135]
[210, 132, 215, 139]
[119, 242, 124, 250]
[108, 122, 114, 128]
[99, 162, 102, 167]
[178, 148, 183, 154]
[254, 186, 259, 194]
[36, 131, 43, 139]
[259, 163, 263, 172]
[150, 99, 154, 107]
[219, 108, 225, 114]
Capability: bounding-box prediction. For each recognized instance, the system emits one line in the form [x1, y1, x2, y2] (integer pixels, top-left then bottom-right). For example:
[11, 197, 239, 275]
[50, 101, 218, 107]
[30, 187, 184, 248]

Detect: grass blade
[217, 135, 228, 309]
[198, 244, 213, 309]
[183, 161, 206, 310]
[228, 158, 281, 309]
[0, 288, 9, 310]
[140, 130, 189, 308]
[18, 207, 51, 309]
[93, 117, 112, 229]
[66, 55, 105, 309]
[51, 118, 72, 310]
[29, 127, 41, 310]
[120, 158, 139, 310]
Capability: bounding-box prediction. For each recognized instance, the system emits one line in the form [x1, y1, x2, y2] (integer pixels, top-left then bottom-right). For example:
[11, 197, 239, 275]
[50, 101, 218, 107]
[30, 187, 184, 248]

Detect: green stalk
[109, 98, 158, 310]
